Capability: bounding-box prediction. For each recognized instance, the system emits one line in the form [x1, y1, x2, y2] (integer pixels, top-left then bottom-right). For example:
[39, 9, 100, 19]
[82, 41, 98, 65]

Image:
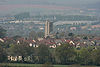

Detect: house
[8, 56, 22, 61]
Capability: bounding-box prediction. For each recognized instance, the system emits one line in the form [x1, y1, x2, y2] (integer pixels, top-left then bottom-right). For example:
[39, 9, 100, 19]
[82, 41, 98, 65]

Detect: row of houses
[0, 36, 100, 61]
[0, 36, 100, 49]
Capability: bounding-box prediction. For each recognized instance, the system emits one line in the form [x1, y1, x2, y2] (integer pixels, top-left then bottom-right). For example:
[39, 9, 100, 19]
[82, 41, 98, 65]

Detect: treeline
[13, 12, 97, 21]
[35, 15, 97, 21]
[0, 42, 100, 66]
[14, 12, 30, 20]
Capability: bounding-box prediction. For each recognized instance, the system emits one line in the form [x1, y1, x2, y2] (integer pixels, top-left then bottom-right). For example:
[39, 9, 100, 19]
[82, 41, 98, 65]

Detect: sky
[0, 0, 100, 16]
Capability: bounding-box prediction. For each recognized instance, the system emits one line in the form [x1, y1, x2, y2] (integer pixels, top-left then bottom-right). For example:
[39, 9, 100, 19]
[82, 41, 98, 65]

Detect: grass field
[0, 63, 99, 67]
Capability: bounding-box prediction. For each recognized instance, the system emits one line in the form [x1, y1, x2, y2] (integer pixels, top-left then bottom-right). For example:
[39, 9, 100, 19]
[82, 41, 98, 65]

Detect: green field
[0, 63, 99, 67]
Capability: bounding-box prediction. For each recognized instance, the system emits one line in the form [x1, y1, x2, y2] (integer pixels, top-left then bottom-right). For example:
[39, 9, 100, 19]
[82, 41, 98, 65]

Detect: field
[0, 63, 99, 67]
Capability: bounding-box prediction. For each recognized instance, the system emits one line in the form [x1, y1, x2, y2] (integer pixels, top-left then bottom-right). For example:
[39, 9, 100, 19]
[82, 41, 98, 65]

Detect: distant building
[45, 20, 53, 38]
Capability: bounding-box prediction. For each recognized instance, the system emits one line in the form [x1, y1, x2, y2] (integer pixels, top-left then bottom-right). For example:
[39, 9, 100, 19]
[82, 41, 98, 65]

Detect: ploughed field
[0, 63, 99, 67]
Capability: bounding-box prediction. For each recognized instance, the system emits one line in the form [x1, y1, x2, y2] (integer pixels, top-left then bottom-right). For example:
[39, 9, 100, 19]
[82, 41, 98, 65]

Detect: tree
[91, 48, 100, 65]
[55, 43, 76, 64]
[83, 36, 88, 40]
[0, 45, 7, 62]
[29, 31, 38, 40]
[36, 44, 52, 64]
[12, 35, 22, 40]
[76, 48, 91, 65]
[59, 32, 65, 38]
[68, 33, 74, 37]
[8, 44, 34, 62]
[37, 32, 44, 38]
[0, 26, 6, 38]
[0, 41, 10, 48]
[14, 12, 30, 20]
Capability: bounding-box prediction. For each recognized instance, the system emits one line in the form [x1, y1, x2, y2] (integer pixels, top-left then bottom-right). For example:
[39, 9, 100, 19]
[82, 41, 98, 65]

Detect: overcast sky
[0, 0, 100, 15]
[0, 0, 99, 4]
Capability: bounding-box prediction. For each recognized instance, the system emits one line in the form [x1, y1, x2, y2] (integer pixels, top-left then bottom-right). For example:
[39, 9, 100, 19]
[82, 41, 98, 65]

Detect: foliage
[83, 36, 88, 40]
[8, 44, 34, 62]
[37, 32, 44, 38]
[0, 26, 6, 38]
[12, 35, 22, 40]
[35, 45, 52, 64]
[29, 31, 44, 40]
[29, 31, 38, 40]
[14, 12, 30, 20]
[55, 43, 76, 64]
[68, 33, 74, 37]
[1, 39, 100, 66]
[76, 48, 91, 65]
[0, 45, 7, 62]
[91, 48, 100, 65]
